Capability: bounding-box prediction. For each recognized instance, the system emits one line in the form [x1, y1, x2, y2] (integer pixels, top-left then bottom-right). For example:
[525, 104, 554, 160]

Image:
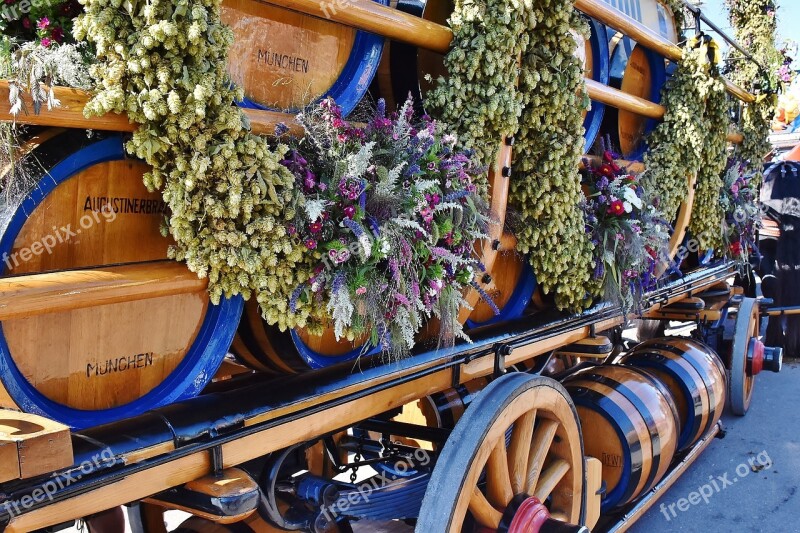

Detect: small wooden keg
[621, 337, 727, 451]
[564, 365, 680, 511]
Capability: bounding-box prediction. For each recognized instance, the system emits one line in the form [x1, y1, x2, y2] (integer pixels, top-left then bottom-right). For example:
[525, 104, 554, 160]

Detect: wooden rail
[585, 80, 744, 144]
[0, 81, 303, 136]
[0, 261, 206, 320]
[574, 0, 756, 104]
[1, 80, 744, 143]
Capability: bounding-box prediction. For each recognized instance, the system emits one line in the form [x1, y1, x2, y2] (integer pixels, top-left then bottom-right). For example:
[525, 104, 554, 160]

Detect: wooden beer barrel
[599, 36, 667, 160]
[0, 131, 242, 429]
[621, 337, 727, 451]
[221, 0, 387, 115]
[231, 300, 377, 373]
[564, 365, 679, 511]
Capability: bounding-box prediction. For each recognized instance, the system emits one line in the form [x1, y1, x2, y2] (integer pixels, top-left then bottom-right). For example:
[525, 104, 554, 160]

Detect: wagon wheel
[417, 373, 586, 532]
[729, 297, 760, 415]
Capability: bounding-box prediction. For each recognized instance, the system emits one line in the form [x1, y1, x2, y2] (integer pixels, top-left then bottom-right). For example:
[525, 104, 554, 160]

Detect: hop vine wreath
[688, 43, 730, 253]
[725, 0, 780, 183]
[75, 0, 312, 330]
[426, 0, 532, 193]
[281, 98, 491, 358]
[582, 148, 670, 315]
[643, 40, 729, 223]
[510, 0, 598, 311]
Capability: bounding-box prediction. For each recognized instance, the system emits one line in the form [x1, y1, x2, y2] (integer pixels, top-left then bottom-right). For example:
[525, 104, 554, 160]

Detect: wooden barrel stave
[0, 131, 241, 429]
[564, 365, 679, 511]
[221, 0, 388, 115]
[621, 337, 727, 451]
[599, 36, 667, 160]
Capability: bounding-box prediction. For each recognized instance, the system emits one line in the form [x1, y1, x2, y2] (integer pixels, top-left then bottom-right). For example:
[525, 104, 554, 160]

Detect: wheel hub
[498, 496, 589, 533]
[747, 338, 764, 376]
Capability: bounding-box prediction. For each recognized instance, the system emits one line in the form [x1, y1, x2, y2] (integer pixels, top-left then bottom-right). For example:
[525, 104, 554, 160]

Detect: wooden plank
[0, 409, 73, 483]
[585, 456, 603, 530]
[0, 81, 301, 136]
[0, 261, 207, 321]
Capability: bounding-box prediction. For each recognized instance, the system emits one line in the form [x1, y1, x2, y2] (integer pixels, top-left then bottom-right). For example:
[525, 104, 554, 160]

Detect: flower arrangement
[719, 161, 761, 262]
[0, 0, 81, 44]
[280, 97, 491, 359]
[582, 148, 670, 314]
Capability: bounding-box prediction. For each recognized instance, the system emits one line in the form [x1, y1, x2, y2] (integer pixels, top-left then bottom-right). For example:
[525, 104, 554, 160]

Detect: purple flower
[37, 16, 49, 29]
[427, 162, 438, 172]
[470, 281, 500, 316]
[343, 218, 365, 239]
[289, 284, 304, 313]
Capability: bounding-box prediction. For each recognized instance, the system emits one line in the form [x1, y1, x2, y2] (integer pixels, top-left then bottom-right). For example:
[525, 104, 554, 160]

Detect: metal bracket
[494, 344, 513, 378]
[210, 445, 223, 477]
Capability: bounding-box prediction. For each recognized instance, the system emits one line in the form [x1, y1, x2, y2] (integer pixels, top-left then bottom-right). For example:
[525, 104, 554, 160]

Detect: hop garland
[725, 0, 780, 184]
[688, 59, 730, 252]
[643, 43, 724, 222]
[425, 0, 532, 194]
[510, 1, 598, 311]
[74, 0, 313, 331]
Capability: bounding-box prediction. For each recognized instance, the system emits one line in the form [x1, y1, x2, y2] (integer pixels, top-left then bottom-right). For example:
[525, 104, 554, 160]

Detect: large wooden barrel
[221, 0, 387, 115]
[0, 130, 242, 429]
[621, 337, 727, 451]
[564, 365, 679, 511]
[231, 300, 377, 373]
[599, 36, 667, 160]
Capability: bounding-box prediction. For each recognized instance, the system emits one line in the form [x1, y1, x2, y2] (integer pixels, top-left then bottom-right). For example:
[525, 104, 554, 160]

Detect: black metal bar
[356, 419, 451, 444]
[680, 0, 766, 73]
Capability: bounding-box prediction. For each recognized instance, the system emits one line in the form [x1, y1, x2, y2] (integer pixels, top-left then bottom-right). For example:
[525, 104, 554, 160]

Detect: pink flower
[304, 238, 317, 250]
[40, 37, 52, 48]
[343, 205, 356, 219]
[36, 16, 49, 29]
[356, 286, 367, 295]
[308, 221, 323, 234]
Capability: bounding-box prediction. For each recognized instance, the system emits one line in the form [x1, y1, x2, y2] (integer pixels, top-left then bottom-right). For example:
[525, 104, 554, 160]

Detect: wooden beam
[0, 81, 302, 136]
[0, 261, 206, 321]
[0, 410, 73, 483]
[585, 78, 665, 119]
[575, 0, 756, 103]
[256, 0, 453, 53]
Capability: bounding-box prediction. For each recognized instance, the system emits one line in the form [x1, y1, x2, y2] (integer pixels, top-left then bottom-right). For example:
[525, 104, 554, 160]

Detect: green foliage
[74, 0, 312, 331]
[510, 2, 598, 311]
[688, 60, 730, 252]
[426, 0, 532, 194]
[725, 0, 780, 183]
[643, 43, 729, 225]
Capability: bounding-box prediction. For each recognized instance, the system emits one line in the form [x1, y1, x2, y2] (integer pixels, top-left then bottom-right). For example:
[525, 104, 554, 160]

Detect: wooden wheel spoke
[486, 437, 514, 509]
[469, 487, 503, 529]
[534, 459, 571, 502]
[525, 418, 559, 495]
[508, 410, 537, 494]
